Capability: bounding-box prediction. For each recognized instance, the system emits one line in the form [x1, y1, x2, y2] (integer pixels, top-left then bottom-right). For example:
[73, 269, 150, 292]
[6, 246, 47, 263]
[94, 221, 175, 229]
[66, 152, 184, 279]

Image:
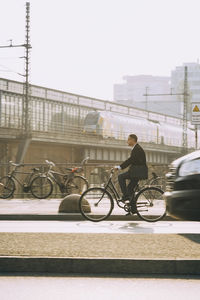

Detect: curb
[0, 214, 177, 221]
[0, 257, 200, 275]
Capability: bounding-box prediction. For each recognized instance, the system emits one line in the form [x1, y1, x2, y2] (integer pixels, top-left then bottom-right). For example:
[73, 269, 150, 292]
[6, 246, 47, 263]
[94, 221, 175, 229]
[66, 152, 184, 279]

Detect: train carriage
[83, 110, 196, 149]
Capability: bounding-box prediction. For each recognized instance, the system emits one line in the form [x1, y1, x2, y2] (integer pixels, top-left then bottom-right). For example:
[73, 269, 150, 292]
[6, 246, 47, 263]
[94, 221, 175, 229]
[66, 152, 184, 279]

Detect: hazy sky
[0, 0, 200, 100]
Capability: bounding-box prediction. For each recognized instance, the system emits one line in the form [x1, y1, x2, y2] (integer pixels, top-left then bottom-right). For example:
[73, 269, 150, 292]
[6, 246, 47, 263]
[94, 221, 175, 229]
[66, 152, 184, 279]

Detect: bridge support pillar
[15, 135, 32, 164]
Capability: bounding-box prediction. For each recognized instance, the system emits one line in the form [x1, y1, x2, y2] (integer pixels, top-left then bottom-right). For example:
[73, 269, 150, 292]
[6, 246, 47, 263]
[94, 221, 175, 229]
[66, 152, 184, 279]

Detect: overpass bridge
[0, 78, 190, 169]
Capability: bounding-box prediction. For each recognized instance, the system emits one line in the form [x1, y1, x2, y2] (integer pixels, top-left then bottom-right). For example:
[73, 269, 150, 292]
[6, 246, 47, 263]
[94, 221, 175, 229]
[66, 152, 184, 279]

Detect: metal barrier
[0, 162, 168, 198]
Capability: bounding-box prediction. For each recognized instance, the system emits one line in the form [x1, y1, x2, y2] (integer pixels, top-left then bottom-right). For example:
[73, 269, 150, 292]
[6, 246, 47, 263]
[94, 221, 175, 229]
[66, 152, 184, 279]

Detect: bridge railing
[0, 77, 183, 126]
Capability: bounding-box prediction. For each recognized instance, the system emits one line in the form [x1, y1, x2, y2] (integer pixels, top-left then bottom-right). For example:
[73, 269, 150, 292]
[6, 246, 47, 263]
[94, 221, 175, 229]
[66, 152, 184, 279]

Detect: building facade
[171, 62, 200, 121]
[113, 75, 179, 117]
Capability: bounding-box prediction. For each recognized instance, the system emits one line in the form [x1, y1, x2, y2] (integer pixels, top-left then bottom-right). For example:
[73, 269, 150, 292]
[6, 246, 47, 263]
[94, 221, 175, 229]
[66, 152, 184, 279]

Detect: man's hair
[129, 134, 138, 142]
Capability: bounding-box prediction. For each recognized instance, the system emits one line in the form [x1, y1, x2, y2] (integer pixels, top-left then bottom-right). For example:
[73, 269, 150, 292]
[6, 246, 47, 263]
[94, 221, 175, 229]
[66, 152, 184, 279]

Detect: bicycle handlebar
[45, 160, 56, 168]
[9, 161, 24, 167]
[80, 156, 90, 166]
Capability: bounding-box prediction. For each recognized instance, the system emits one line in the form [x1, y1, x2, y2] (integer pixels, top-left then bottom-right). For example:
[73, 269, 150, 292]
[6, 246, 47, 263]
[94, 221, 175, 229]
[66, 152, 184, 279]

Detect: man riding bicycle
[114, 134, 148, 213]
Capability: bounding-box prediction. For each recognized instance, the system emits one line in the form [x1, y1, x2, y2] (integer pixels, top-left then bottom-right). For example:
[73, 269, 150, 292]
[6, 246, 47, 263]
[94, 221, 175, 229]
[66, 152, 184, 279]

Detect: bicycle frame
[105, 177, 120, 200]
[7, 165, 39, 191]
[102, 171, 130, 209]
[9, 171, 33, 186]
[43, 160, 88, 195]
[46, 170, 65, 186]
[0, 162, 41, 199]
[103, 170, 154, 209]
[45, 170, 69, 194]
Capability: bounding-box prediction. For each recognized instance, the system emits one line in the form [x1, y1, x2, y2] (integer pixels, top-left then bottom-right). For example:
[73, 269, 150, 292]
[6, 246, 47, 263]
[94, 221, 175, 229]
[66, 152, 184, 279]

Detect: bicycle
[113, 171, 166, 197]
[0, 161, 40, 199]
[30, 157, 89, 199]
[79, 168, 166, 222]
[148, 172, 166, 190]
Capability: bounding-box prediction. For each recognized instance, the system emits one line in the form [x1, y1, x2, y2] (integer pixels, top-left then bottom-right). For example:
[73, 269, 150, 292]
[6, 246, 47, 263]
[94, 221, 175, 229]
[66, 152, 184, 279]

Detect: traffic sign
[191, 103, 200, 124]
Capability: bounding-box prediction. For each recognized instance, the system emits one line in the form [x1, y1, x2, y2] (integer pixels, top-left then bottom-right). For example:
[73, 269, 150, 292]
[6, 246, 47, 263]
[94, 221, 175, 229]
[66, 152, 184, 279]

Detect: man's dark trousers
[118, 171, 139, 200]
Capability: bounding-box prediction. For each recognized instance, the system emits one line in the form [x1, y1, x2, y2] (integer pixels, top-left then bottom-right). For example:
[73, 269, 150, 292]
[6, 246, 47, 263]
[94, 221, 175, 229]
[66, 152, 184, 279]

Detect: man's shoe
[125, 206, 137, 216]
[125, 210, 137, 216]
[131, 207, 137, 214]
[119, 196, 130, 203]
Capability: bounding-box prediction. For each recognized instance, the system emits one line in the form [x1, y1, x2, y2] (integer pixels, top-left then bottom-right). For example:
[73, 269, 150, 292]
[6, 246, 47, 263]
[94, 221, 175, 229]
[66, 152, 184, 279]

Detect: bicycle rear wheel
[30, 176, 53, 199]
[135, 186, 166, 222]
[79, 187, 114, 222]
[150, 177, 166, 190]
[0, 176, 15, 199]
[65, 175, 89, 195]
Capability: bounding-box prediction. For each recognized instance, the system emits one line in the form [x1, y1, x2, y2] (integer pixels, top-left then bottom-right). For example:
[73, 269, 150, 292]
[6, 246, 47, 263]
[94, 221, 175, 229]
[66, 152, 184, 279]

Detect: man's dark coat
[120, 143, 148, 179]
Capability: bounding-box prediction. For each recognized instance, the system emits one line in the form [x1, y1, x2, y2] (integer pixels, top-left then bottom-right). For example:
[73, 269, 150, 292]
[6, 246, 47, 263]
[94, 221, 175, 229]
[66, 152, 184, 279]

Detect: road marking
[0, 221, 200, 234]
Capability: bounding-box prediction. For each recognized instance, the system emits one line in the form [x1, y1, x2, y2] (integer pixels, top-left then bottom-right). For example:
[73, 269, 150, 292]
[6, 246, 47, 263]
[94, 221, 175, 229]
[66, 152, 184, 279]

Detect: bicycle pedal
[124, 204, 131, 212]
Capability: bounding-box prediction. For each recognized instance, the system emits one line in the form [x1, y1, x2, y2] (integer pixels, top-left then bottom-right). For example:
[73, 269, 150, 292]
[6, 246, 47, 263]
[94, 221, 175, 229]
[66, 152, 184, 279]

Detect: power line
[0, 63, 22, 75]
[0, 56, 22, 59]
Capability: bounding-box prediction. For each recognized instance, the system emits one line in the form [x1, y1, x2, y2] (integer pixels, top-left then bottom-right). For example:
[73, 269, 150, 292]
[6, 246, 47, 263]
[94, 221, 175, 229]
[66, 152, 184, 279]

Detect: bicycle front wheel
[79, 187, 114, 222]
[135, 186, 166, 222]
[0, 176, 15, 199]
[65, 175, 89, 195]
[30, 176, 53, 199]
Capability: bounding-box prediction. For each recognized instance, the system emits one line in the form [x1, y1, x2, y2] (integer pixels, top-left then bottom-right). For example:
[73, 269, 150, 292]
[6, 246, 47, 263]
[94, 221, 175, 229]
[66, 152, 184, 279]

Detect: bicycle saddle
[65, 167, 83, 173]
[32, 167, 39, 172]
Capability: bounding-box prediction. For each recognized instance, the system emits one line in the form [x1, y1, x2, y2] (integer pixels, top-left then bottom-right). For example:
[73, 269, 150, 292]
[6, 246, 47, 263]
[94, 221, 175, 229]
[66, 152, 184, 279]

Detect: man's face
[127, 136, 136, 147]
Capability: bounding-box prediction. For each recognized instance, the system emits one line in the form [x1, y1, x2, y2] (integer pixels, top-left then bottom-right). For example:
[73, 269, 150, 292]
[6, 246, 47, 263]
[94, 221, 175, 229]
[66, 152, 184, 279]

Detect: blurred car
[164, 150, 200, 220]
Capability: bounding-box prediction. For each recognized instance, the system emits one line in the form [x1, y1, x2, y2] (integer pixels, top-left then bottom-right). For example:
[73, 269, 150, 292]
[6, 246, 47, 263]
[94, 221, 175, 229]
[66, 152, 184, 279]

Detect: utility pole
[145, 86, 148, 111]
[195, 125, 198, 150]
[0, 2, 32, 163]
[24, 1, 31, 135]
[182, 66, 188, 151]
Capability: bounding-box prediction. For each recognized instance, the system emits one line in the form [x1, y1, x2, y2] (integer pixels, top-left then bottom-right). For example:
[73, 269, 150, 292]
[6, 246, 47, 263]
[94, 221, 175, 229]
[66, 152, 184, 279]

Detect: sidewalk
[0, 198, 199, 275]
[0, 198, 175, 221]
[0, 232, 200, 275]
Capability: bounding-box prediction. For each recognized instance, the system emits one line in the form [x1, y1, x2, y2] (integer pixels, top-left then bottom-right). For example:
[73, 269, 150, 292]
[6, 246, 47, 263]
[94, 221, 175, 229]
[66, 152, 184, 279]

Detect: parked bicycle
[0, 161, 40, 199]
[79, 168, 166, 222]
[30, 157, 89, 199]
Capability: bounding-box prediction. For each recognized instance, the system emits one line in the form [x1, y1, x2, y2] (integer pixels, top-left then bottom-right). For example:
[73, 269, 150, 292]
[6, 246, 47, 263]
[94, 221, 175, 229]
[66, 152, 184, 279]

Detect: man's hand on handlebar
[113, 166, 120, 171]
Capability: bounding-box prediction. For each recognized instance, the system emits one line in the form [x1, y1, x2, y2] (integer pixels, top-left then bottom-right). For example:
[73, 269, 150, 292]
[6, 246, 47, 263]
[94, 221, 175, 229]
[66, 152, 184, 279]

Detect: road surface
[0, 220, 200, 234]
[0, 274, 200, 300]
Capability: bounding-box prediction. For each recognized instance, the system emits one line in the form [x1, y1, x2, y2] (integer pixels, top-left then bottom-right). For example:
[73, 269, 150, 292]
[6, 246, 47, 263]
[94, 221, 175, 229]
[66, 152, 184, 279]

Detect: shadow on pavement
[179, 234, 200, 244]
[117, 222, 154, 233]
